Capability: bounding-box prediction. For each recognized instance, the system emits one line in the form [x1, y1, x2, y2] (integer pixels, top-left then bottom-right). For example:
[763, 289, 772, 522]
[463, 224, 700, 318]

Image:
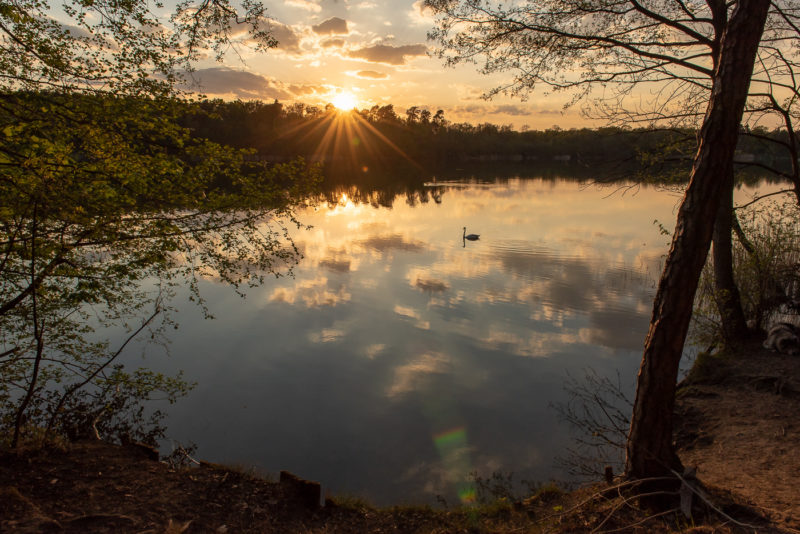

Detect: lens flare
[433, 426, 476, 504]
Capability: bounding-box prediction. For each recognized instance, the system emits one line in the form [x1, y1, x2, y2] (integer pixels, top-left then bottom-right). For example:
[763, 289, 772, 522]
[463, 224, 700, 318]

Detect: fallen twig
[534, 476, 675, 526]
[595, 507, 679, 534]
[592, 490, 679, 533]
[668, 467, 762, 530]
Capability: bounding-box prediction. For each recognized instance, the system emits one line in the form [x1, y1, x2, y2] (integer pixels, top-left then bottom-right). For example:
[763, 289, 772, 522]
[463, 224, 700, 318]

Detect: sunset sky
[186, 0, 592, 129]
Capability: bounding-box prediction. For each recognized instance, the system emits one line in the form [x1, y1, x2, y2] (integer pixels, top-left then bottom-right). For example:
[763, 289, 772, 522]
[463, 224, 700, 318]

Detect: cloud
[321, 38, 346, 48]
[268, 21, 302, 52]
[452, 105, 485, 115]
[312, 17, 349, 35]
[452, 104, 535, 117]
[365, 343, 386, 359]
[490, 104, 530, 116]
[388, 353, 451, 397]
[308, 328, 345, 343]
[269, 277, 351, 308]
[59, 22, 97, 40]
[288, 83, 327, 96]
[393, 305, 430, 330]
[286, 0, 322, 12]
[184, 67, 292, 100]
[348, 43, 428, 65]
[353, 70, 388, 79]
[409, 0, 435, 24]
[319, 258, 351, 273]
[358, 234, 426, 253]
[412, 276, 449, 293]
[57, 21, 122, 50]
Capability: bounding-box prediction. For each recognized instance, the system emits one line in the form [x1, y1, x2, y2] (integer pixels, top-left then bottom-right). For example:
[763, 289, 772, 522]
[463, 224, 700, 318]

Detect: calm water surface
[137, 176, 736, 505]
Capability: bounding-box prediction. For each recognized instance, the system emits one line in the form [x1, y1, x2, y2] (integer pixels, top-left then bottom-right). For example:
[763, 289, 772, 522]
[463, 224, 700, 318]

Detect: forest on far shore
[181, 99, 794, 180]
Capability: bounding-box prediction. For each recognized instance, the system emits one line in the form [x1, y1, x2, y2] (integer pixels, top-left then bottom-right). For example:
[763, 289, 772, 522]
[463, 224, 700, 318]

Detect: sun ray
[348, 113, 424, 171]
[265, 105, 425, 173]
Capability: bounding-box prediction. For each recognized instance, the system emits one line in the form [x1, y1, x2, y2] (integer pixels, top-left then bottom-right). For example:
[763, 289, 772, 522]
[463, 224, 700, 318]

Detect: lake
[132, 175, 750, 505]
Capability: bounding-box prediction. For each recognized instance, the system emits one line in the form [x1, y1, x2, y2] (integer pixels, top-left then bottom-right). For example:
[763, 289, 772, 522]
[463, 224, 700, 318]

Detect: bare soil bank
[675, 340, 800, 532]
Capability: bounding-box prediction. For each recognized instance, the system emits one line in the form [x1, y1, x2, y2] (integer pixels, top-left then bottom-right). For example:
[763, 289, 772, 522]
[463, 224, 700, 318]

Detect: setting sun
[331, 92, 358, 111]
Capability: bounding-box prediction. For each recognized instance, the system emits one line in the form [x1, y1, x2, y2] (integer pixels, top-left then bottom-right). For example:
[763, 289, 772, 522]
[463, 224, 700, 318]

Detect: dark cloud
[321, 38, 346, 48]
[358, 234, 426, 253]
[185, 68, 292, 100]
[413, 277, 449, 293]
[269, 21, 302, 52]
[319, 258, 351, 273]
[59, 22, 94, 40]
[490, 104, 530, 116]
[348, 44, 427, 65]
[452, 105, 485, 115]
[288, 84, 327, 96]
[454, 104, 534, 116]
[355, 70, 388, 79]
[312, 17, 349, 35]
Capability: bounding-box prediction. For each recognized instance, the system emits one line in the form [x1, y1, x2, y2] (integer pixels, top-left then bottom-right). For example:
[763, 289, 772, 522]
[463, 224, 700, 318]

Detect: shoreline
[2, 339, 798, 533]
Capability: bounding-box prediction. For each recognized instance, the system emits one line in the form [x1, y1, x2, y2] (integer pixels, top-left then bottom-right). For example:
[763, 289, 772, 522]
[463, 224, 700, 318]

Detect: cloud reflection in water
[155, 177, 694, 506]
[257, 178, 673, 499]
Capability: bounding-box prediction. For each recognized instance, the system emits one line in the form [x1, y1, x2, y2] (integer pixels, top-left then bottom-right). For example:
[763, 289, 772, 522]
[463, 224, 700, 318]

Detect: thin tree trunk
[12, 203, 44, 448]
[713, 171, 749, 342]
[731, 210, 755, 255]
[708, 0, 747, 344]
[625, 0, 770, 497]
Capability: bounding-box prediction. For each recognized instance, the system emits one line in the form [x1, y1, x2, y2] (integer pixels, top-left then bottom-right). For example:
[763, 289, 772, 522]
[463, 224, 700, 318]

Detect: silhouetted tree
[426, 0, 779, 501]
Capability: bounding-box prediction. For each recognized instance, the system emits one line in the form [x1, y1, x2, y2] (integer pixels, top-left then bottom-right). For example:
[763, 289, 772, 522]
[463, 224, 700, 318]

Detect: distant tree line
[178, 99, 797, 181]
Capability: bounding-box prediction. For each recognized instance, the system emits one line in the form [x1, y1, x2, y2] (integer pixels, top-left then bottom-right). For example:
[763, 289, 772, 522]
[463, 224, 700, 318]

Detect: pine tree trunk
[625, 0, 770, 496]
[713, 171, 749, 343]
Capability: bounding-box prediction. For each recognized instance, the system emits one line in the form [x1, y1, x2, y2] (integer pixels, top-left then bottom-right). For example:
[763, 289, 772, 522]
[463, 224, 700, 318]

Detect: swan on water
[463, 227, 480, 241]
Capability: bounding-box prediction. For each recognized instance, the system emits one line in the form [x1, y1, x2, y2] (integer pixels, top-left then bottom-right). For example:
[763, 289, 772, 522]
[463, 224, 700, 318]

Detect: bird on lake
[463, 227, 480, 241]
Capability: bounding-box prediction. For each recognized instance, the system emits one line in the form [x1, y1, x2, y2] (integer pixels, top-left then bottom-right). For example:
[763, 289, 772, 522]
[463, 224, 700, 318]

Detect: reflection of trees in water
[316, 165, 715, 211]
[318, 181, 440, 209]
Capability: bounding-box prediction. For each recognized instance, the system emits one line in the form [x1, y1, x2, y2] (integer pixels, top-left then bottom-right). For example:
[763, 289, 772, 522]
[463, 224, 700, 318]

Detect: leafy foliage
[693, 197, 800, 342]
[0, 0, 319, 446]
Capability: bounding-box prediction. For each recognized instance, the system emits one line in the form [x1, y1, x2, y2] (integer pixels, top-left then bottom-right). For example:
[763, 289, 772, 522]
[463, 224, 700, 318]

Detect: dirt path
[675, 341, 800, 532]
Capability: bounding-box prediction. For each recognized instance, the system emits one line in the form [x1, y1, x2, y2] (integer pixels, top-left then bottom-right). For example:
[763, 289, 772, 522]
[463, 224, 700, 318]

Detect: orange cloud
[312, 17, 349, 35]
[354, 70, 389, 79]
[348, 43, 427, 65]
[321, 38, 346, 48]
[183, 68, 292, 100]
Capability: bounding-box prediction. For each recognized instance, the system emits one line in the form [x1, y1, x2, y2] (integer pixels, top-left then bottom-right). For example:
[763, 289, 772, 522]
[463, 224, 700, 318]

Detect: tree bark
[625, 0, 770, 491]
[713, 170, 749, 343]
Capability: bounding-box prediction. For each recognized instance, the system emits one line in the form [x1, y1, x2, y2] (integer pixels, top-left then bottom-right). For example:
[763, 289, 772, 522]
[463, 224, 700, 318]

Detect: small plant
[692, 195, 800, 345]
[163, 441, 200, 469]
[552, 369, 632, 481]
[530, 481, 563, 503]
[472, 471, 518, 504]
[327, 494, 373, 511]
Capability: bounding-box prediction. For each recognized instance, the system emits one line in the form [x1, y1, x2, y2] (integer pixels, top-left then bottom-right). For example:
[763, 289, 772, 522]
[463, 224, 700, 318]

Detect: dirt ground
[674, 340, 800, 532]
[1, 340, 798, 533]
